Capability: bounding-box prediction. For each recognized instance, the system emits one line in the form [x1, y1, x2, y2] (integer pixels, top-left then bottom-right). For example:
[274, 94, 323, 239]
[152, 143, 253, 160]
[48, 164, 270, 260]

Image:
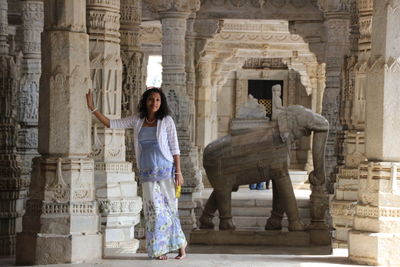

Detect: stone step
[230, 197, 310, 208]
[190, 229, 313, 246]
[194, 188, 312, 231]
[195, 216, 312, 230]
[196, 190, 311, 208]
[205, 206, 311, 218]
[232, 206, 310, 217]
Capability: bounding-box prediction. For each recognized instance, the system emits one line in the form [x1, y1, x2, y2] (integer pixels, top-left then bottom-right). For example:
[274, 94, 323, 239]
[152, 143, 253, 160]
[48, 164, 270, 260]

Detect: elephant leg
[199, 190, 218, 229]
[270, 167, 305, 231]
[265, 179, 285, 230]
[215, 189, 235, 230]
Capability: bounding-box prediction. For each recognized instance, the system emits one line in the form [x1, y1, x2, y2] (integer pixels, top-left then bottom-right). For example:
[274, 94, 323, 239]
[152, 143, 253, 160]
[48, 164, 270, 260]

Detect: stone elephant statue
[199, 105, 329, 231]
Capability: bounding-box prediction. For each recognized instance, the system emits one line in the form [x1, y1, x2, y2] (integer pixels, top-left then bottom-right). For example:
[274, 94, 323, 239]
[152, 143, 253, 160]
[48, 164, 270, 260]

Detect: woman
[86, 88, 187, 260]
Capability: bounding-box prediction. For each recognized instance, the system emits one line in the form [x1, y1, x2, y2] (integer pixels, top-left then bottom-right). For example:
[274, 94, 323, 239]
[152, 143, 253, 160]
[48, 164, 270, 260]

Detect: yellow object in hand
[175, 185, 181, 198]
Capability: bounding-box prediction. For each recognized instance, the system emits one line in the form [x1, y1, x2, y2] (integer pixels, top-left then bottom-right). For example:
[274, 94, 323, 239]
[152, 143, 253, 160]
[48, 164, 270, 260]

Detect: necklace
[145, 117, 156, 124]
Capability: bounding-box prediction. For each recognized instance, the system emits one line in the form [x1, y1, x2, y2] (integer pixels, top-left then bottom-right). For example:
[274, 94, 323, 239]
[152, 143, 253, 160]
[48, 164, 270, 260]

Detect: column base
[103, 239, 140, 258]
[330, 199, 357, 244]
[349, 230, 400, 266]
[16, 232, 102, 265]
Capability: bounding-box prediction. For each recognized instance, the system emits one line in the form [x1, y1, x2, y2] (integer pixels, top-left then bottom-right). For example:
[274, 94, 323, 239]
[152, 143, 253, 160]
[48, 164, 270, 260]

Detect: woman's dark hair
[138, 87, 170, 119]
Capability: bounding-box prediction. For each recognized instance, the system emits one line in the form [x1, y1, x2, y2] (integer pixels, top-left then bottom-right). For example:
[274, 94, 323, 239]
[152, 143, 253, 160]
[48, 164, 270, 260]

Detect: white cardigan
[110, 115, 180, 169]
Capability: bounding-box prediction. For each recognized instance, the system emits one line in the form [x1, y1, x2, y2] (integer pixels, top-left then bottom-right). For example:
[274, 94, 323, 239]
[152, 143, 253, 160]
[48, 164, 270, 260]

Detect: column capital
[44, 0, 86, 32]
[145, 0, 200, 14]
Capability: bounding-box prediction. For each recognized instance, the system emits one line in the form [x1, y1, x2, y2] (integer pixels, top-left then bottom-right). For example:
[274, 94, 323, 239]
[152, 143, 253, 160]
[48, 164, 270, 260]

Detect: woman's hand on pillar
[85, 88, 110, 128]
[86, 89, 96, 111]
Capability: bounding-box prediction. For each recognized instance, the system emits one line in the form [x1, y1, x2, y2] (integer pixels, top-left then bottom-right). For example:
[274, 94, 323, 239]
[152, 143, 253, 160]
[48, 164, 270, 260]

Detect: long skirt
[142, 178, 187, 258]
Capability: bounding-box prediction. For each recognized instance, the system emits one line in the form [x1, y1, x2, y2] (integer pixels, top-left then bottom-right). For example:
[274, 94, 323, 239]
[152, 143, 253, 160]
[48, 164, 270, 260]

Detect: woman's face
[146, 92, 161, 114]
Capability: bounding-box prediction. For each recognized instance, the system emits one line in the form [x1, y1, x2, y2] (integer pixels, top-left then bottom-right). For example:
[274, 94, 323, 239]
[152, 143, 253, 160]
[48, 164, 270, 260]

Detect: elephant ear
[277, 110, 296, 145]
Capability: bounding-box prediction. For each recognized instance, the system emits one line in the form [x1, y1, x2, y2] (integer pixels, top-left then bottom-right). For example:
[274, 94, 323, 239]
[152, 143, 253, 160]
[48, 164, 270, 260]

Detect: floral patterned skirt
[142, 178, 187, 258]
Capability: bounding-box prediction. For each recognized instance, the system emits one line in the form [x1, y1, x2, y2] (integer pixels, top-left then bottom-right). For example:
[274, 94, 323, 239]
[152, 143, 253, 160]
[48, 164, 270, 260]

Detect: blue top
[138, 127, 174, 183]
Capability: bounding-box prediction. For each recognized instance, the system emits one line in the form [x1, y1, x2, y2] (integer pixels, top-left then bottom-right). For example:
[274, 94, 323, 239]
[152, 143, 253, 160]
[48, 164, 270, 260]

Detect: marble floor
[0, 249, 367, 267]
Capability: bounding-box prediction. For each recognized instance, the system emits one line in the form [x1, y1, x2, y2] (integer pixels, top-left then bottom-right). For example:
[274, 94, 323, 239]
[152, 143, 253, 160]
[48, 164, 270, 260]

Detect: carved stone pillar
[0, 0, 22, 257]
[16, 0, 102, 264]
[186, 15, 196, 145]
[195, 58, 213, 150]
[348, 1, 400, 265]
[145, 0, 202, 233]
[193, 19, 221, 150]
[19, 0, 43, 229]
[121, 0, 143, 119]
[348, 0, 400, 266]
[0, 1, 8, 55]
[320, 4, 352, 193]
[330, 0, 371, 248]
[87, 0, 141, 257]
[120, 0, 146, 249]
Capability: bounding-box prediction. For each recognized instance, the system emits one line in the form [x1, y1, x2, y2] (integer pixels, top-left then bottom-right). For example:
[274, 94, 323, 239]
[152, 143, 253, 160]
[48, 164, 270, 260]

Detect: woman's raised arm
[86, 89, 110, 128]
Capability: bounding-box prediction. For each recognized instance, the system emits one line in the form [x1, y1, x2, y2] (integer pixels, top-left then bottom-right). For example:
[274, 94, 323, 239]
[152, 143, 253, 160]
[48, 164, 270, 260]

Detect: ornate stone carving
[198, 0, 323, 20]
[242, 58, 286, 69]
[318, 0, 353, 12]
[145, 0, 201, 13]
[87, 0, 120, 42]
[87, 0, 142, 257]
[140, 26, 162, 44]
[98, 199, 142, 216]
[16, 1, 101, 264]
[0, 1, 26, 256]
[322, 10, 351, 193]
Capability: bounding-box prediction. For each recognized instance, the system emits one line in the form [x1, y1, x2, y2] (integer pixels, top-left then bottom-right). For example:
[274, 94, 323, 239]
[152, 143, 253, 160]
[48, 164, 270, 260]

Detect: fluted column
[87, 0, 142, 257]
[16, 1, 101, 264]
[348, 0, 400, 265]
[0, 0, 22, 257]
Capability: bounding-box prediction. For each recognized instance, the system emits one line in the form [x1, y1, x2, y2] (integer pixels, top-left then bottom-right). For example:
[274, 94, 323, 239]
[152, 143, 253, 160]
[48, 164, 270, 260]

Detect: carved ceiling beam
[317, 0, 354, 13]
[197, 0, 323, 20]
[145, 0, 200, 14]
[140, 24, 162, 45]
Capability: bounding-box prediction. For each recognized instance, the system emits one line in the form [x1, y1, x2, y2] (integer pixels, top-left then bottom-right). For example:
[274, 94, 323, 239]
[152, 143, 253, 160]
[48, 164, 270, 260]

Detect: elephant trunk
[310, 130, 328, 186]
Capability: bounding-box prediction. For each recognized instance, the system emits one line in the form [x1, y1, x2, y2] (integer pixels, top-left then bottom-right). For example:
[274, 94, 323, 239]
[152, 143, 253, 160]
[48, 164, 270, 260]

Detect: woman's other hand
[175, 173, 184, 186]
[86, 89, 96, 111]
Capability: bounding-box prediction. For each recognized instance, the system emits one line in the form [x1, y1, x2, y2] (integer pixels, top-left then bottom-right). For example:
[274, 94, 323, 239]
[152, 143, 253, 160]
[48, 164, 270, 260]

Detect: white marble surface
[2, 249, 370, 267]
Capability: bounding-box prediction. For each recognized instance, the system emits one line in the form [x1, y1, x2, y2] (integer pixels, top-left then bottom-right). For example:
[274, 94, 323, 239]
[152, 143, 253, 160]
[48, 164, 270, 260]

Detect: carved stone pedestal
[16, 158, 102, 265]
[331, 131, 365, 247]
[349, 162, 400, 265]
[95, 161, 142, 257]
